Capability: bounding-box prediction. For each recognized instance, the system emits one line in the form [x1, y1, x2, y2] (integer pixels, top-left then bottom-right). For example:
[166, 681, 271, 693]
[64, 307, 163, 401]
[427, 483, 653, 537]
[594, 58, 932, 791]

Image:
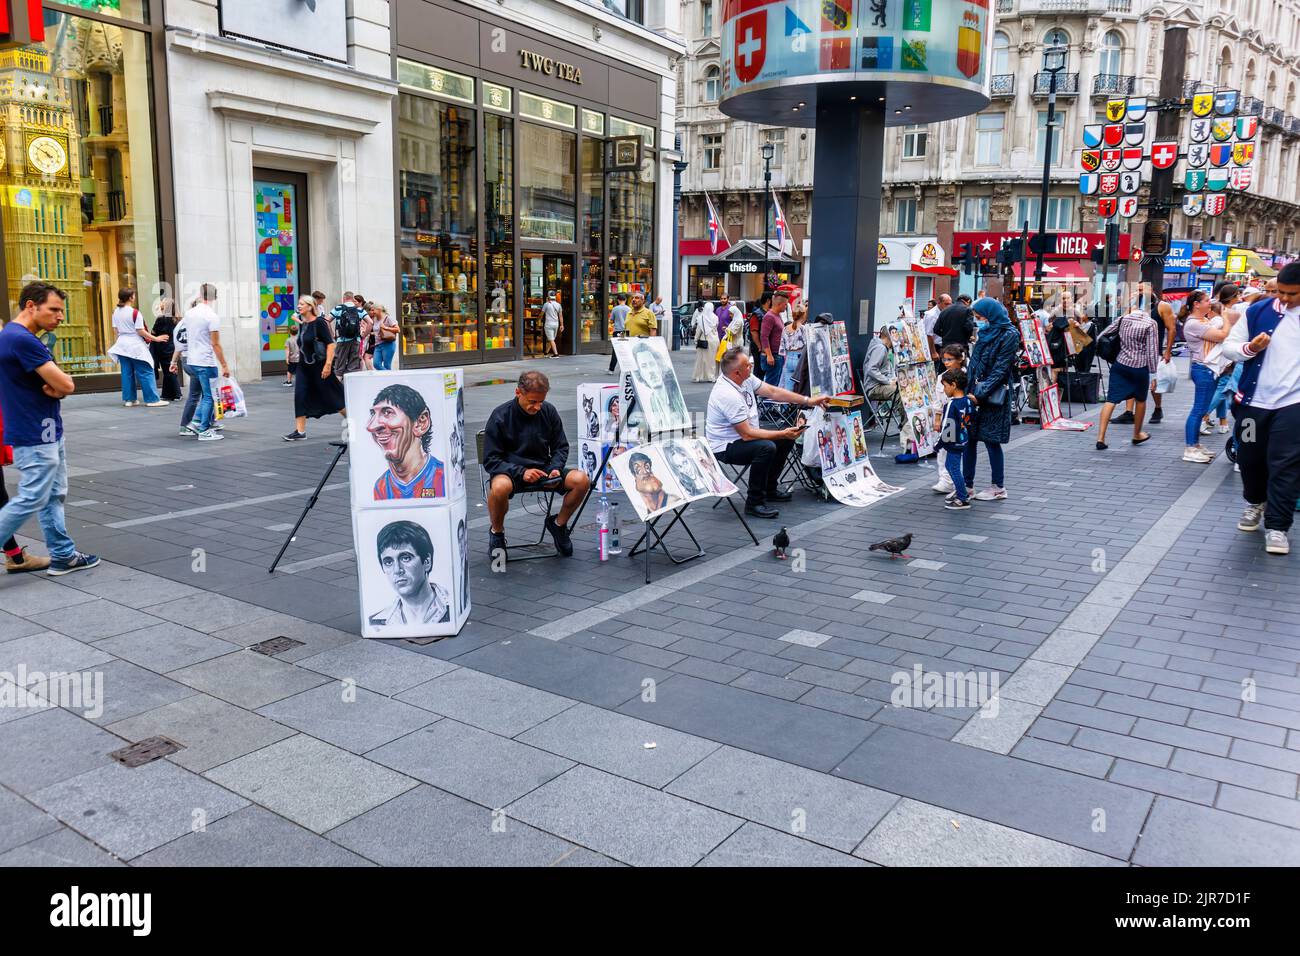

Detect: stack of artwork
[886, 315, 939, 456]
[1019, 314, 1092, 431]
[814, 410, 903, 506]
[612, 336, 692, 434]
[344, 370, 470, 639]
[806, 321, 856, 399]
[609, 438, 738, 522]
[577, 384, 639, 492]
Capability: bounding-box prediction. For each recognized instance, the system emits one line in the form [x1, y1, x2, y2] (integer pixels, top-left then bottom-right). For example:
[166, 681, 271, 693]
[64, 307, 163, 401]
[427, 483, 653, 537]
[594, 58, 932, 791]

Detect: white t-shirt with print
[184, 302, 221, 368]
[707, 373, 763, 451]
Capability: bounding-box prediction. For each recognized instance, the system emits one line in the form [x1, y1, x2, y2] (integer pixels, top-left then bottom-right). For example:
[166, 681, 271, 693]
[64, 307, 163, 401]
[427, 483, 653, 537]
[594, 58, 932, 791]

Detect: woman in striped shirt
[1095, 303, 1160, 450]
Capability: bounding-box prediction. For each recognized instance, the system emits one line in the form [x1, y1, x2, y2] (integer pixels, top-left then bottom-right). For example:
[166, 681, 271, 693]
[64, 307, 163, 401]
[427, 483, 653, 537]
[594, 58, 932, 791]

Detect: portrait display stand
[884, 315, 939, 455]
[268, 441, 349, 574]
[811, 407, 904, 507]
[1020, 317, 1093, 432]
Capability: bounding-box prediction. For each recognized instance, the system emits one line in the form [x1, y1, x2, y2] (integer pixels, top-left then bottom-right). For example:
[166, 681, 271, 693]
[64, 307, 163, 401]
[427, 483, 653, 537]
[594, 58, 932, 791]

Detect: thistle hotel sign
[519, 49, 583, 84]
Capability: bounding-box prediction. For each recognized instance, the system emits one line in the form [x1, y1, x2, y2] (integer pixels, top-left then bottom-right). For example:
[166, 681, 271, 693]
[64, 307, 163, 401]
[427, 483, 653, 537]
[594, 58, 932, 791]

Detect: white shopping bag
[1154, 359, 1177, 395]
[217, 376, 248, 418]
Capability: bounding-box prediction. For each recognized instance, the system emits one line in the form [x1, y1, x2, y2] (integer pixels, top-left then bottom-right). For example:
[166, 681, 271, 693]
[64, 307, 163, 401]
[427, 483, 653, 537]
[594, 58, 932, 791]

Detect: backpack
[333, 303, 364, 341]
[1096, 317, 1123, 364]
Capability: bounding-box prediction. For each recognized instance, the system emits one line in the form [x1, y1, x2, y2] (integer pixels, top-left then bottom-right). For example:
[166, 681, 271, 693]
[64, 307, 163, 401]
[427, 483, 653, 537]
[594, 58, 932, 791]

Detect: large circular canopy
[719, 0, 992, 127]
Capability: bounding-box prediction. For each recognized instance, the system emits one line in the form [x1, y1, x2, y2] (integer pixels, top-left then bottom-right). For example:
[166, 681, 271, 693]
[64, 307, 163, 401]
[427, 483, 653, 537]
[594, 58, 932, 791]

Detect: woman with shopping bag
[108, 288, 170, 407]
[691, 301, 718, 382]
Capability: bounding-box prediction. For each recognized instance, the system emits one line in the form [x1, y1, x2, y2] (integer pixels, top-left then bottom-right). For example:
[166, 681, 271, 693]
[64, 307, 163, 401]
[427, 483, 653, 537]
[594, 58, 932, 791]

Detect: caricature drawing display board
[885, 315, 939, 456]
[1019, 318, 1050, 368]
[577, 383, 640, 492]
[609, 438, 737, 523]
[814, 410, 903, 507]
[344, 369, 469, 638]
[611, 337, 691, 434]
[806, 323, 856, 399]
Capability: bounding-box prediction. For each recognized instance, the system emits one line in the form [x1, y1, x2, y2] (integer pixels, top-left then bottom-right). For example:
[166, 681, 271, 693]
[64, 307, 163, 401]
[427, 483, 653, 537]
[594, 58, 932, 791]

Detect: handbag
[981, 384, 1008, 407]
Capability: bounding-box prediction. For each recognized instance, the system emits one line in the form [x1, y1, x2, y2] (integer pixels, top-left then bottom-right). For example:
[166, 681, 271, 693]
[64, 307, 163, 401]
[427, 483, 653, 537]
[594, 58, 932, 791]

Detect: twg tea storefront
[394, 0, 665, 366]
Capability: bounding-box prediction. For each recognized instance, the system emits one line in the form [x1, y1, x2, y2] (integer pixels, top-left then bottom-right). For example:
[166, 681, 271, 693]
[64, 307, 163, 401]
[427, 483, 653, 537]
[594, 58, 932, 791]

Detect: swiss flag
[734, 11, 767, 84]
[1150, 141, 1178, 170]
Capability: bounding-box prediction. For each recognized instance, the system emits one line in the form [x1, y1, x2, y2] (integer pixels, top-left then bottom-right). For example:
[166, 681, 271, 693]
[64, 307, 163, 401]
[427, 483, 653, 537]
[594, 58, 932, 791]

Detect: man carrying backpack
[330, 291, 369, 380]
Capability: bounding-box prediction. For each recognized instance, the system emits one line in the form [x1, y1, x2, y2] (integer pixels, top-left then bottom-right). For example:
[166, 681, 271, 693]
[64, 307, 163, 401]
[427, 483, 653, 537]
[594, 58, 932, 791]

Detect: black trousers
[607, 332, 628, 372]
[717, 437, 794, 506]
[1235, 402, 1300, 533]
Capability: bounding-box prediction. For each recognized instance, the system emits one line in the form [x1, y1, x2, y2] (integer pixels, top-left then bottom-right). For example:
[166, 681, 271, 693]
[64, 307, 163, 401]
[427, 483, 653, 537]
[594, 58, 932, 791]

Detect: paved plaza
[1, 350, 1298, 867]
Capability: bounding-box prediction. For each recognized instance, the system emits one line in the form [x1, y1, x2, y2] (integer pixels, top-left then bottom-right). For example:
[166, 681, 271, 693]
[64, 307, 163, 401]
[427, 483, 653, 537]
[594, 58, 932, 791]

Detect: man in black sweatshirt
[482, 370, 589, 559]
[933, 294, 975, 354]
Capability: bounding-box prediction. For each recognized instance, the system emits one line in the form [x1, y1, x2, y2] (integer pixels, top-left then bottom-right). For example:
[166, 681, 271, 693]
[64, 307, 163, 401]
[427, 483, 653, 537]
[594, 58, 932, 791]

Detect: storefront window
[580, 136, 603, 344]
[397, 93, 479, 356]
[483, 112, 513, 351]
[610, 116, 654, 147]
[397, 60, 474, 103]
[518, 122, 575, 242]
[607, 152, 655, 300]
[0, 10, 163, 375]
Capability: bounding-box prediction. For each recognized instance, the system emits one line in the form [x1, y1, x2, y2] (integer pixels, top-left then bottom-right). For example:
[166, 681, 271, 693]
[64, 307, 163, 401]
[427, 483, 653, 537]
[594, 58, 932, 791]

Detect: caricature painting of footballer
[368, 383, 446, 500]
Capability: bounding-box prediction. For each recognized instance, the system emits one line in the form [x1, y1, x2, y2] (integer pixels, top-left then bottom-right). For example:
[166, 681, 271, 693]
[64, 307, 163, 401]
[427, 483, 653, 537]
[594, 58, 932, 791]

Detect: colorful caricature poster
[613, 337, 692, 434]
[1019, 318, 1051, 367]
[893, 356, 939, 456]
[610, 438, 736, 522]
[1039, 382, 1094, 431]
[815, 410, 903, 506]
[254, 179, 299, 361]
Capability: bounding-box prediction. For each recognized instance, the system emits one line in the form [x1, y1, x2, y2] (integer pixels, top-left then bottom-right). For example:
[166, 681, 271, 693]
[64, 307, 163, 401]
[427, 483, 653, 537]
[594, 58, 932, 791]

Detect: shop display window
[580, 136, 604, 344]
[0, 10, 163, 374]
[398, 92, 480, 356]
[483, 112, 514, 351]
[519, 122, 576, 243]
[606, 152, 655, 304]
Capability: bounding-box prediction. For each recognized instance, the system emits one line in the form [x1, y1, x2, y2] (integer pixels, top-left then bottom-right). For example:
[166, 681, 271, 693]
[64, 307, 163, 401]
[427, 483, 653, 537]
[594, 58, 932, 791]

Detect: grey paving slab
[834, 726, 1153, 859]
[0, 631, 112, 679]
[507, 765, 742, 867]
[0, 828, 126, 867]
[57, 569, 203, 610]
[0, 677, 53, 725]
[144, 591, 276, 633]
[0, 577, 98, 616]
[395, 667, 576, 737]
[517, 703, 719, 788]
[256, 683, 438, 755]
[617, 674, 875, 773]
[295, 640, 458, 696]
[29, 599, 166, 643]
[666, 746, 898, 853]
[780, 629, 833, 648]
[107, 693, 296, 773]
[93, 622, 240, 673]
[1214, 784, 1300, 830]
[87, 659, 199, 725]
[205, 735, 417, 833]
[453, 635, 664, 710]
[30, 759, 248, 859]
[167, 650, 330, 709]
[366, 719, 572, 807]
[134, 805, 373, 866]
[0, 609, 50, 643]
[208, 613, 359, 662]
[855, 798, 1125, 866]
[1133, 796, 1300, 866]
[0, 709, 123, 795]
[698, 822, 871, 867]
[328, 784, 601, 866]
[0, 787, 61, 853]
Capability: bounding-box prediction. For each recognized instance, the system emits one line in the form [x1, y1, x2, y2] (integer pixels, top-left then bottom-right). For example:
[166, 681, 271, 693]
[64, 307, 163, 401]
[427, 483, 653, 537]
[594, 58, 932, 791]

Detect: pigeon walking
[773, 526, 790, 560]
[868, 532, 913, 560]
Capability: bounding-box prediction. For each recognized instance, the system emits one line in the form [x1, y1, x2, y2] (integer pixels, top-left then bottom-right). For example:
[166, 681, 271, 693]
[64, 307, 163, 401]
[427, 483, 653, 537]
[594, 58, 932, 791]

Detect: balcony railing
[1263, 106, 1285, 127]
[97, 104, 113, 136]
[108, 189, 126, 222]
[1241, 96, 1263, 115]
[1287, 115, 1300, 136]
[1033, 72, 1080, 96]
[1092, 73, 1135, 96]
[990, 74, 1016, 97]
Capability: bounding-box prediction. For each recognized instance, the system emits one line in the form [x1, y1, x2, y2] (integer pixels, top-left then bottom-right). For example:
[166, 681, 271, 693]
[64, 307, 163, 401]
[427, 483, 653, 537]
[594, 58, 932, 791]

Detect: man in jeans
[607, 293, 629, 373]
[174, 283, 229, 442]
[0, 282, 99, 575]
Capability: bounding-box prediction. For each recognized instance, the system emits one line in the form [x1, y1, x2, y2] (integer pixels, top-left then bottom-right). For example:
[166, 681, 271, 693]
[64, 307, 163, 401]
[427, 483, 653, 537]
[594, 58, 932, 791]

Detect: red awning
[680, 239, 731, 256]
[913, 264, 958, 276]
[1034, 260, 1092, 283]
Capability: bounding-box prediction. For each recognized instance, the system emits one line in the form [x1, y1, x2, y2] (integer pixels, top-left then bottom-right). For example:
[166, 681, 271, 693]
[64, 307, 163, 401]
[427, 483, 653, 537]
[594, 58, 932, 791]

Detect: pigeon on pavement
[868, 533, 913, 560]
[773, 527, 790, 560]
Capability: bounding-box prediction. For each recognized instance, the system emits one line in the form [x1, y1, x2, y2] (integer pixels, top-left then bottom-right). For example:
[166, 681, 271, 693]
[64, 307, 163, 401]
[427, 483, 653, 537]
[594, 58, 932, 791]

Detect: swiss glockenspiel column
[719, 0, 992, 373]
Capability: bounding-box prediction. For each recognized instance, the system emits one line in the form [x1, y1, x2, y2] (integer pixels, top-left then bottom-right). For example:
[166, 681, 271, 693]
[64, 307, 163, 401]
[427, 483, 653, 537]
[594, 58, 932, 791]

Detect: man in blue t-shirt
[0, 282, 99, 575]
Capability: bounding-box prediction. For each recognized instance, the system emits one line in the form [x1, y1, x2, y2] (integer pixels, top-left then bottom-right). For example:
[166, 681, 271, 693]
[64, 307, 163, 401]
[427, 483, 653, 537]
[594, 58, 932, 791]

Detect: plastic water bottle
[597, 495, 610, 561]
[608, 500, 621, 555]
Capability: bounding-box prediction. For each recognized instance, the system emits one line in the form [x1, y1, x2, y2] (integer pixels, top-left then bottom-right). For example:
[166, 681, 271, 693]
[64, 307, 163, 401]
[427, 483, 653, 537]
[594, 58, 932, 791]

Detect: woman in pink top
[1179, 289, 1233, 463]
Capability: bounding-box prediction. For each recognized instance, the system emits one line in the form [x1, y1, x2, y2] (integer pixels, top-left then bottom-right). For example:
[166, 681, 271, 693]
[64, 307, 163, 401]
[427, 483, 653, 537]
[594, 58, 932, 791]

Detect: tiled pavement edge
[1, 353, 1297, 865]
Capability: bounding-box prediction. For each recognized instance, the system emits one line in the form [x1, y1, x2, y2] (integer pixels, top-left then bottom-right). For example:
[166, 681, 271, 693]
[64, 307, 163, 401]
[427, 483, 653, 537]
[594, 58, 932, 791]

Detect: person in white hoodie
[690, 301, 719, 382]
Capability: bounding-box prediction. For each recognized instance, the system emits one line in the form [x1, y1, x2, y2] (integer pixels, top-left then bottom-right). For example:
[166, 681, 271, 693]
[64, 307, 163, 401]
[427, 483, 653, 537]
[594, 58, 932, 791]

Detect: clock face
[28, 136, 67, 176]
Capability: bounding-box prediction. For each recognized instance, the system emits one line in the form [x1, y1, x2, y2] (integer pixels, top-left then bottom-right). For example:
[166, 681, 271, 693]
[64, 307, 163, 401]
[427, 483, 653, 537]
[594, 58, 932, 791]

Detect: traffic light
[957, 242, 976, 274]
[1091, 222, 1122, 264]
[997, 238, 1025, 266]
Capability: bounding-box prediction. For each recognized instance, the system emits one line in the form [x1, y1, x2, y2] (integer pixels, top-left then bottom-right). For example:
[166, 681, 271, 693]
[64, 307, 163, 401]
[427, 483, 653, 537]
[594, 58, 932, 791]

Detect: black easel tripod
[268, 440, 347, 574]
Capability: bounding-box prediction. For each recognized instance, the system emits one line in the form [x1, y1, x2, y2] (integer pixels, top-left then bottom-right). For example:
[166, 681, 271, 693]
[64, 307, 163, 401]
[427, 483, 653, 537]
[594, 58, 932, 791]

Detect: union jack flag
[705, 191, 726, 255]
[771, 188, 790, 256]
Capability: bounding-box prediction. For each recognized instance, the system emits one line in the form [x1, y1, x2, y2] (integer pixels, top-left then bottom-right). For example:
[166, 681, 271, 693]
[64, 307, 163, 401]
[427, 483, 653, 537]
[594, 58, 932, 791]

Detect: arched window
[1267, 71, 1278, 107]
[1099, 31, 1122, 76]
[1043, 28, 1069, 70]
[1244, 61, 1257, 98]
[992, 31, 1010, 76]
[1217, 47, 1233, 87]
[704, 64, 720, 103]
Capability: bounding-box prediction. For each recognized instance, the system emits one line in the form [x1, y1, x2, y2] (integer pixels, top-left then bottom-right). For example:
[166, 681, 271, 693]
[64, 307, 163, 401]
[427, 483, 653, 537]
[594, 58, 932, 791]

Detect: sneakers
[1113, 410, 1135, 424]
[122, 401, 138, 407]
[1182, 447, 1214, 463]
[488, 530, 508, 561]
[178, 424, 198, 437]
[545, 515, 574, 557]
[145, 400, 170, 408]
[282, 380, 295, 387]
[1265, 530, 1290, 555]
[932, 478, 955, 494]
[1238, 503, 1264, 532]
[46, 552, 100, 576]
[1199, 420, 1213, 435]
[283, 431, 307, 442]
[5, 547, 50, 573]
[1150, 408, 1164, 424]
[973, 486, 1007, 501]
[1218, 423, 1230, 434]
[197, 428, 224, 442]
[944, 498, 972, 510]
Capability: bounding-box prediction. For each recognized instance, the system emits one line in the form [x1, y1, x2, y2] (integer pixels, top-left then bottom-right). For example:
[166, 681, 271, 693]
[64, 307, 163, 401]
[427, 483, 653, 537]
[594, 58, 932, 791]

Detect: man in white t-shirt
[707, 346, 830, 518]
[924, 294, 946, 368]
[174, 283, 229, 442]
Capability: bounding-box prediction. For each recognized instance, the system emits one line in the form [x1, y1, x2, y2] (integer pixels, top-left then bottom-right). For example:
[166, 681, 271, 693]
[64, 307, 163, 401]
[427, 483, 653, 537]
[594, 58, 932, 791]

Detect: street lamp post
[671, 132, 688, 349]
[761, 141, 775, 291]
[1035, 42, 1068, 285]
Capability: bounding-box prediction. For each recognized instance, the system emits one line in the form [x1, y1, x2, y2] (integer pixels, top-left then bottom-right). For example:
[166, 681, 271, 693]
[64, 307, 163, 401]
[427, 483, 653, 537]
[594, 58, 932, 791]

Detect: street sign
[1191, 250, 1211, 268]
[1142, 219, 1171, 256]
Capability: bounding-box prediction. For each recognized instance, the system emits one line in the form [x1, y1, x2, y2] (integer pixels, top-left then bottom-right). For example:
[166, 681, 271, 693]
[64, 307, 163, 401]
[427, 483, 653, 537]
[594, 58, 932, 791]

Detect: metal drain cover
[249, 636, 306, 656]
[110, 736, 184, 768]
